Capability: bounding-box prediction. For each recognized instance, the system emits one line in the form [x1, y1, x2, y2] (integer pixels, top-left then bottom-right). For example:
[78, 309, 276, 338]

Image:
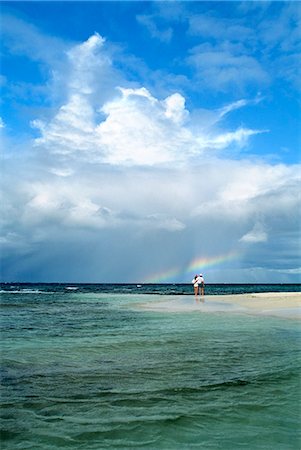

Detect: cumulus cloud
[96, 87, 195, 165]
[67, 33, 106, 93]
[32, 94, 95, 154]
[30, 35, 266, 167]
[1, 28, 300, 283]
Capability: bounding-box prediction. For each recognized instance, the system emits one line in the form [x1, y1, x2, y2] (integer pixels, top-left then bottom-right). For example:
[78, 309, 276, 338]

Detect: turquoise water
[1, 287, 301, 449]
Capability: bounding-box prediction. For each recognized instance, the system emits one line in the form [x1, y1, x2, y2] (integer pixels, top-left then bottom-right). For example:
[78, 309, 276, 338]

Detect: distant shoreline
[1, 282, 300, 297]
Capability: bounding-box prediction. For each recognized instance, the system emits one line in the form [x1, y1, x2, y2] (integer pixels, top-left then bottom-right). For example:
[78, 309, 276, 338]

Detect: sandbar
[137, 292, 301, 320]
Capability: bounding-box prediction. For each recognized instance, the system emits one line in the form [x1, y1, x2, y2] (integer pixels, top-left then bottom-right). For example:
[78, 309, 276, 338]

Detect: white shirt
[192, 278, 199, 287]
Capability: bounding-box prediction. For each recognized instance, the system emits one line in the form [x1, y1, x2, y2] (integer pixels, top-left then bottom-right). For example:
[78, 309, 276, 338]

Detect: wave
[0, 289, 55, 294]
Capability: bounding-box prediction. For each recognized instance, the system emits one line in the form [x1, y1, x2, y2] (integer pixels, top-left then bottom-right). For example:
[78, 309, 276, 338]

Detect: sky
[1, 0, 300, 283]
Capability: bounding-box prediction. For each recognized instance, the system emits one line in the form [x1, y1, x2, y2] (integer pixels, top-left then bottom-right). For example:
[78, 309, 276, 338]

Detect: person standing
[198, 273, 205, 296]
[192, 275, 200, 298]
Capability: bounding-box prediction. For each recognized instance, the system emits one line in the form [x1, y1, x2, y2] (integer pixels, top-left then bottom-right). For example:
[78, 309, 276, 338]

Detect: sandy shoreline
[137, 292, 301, 320]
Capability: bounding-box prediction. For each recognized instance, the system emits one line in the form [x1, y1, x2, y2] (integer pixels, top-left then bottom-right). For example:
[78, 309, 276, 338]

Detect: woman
[192, 274, 200, 298]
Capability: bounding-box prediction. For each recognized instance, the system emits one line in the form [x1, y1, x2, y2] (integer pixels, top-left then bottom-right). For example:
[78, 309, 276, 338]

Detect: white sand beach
[138, 292, 301, 320]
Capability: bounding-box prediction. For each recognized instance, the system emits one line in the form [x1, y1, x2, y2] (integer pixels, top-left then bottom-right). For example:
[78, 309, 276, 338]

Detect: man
[198, 274, 205, 296]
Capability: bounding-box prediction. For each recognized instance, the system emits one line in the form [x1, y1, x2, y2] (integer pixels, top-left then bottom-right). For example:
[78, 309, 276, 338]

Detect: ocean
[1, 283, 300, 449]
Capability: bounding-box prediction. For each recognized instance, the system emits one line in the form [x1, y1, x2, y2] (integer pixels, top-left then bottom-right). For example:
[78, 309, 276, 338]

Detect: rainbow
[186, 251, 240, 274]
[143, 267, 180, 283]
[142, 251, 240, 283]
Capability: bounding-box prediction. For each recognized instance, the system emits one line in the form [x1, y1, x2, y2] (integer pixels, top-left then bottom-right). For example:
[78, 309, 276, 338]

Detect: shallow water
[1, 287, 301, 449]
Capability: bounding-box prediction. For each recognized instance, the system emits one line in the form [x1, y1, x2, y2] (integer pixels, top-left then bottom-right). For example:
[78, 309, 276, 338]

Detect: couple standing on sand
[192, 274, 205, 298]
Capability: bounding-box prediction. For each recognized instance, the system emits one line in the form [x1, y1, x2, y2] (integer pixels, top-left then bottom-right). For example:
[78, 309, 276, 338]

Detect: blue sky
[1, 1, 300, 283]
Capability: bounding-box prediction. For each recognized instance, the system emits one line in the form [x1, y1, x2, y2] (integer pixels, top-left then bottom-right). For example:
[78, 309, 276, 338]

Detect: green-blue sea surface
[1, 285, 300, 449]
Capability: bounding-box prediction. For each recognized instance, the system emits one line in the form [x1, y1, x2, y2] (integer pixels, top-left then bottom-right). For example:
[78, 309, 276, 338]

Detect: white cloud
[30, 35, 265, 166]
[218, 96, 263, 119]
[1, 28, 300, 282]
[67, 33, 107, 95]
[280, 268, 301, 275]
[136, 14, 173, 42]
[240, 222, 268, 243]
[188, 13, 252, 42]
[220, 163, 299, 203]
[96, 87, 195, 165]
[33, 83, 264, 165]
[32, 94, 96, 154]
[202, 128, 267, 150]
[144, 214, 185, 232]
[0, 118, 5, 128]
[50, 167, 74, 177]
[163, 93, 188, 125]
[2, 149, 300, 282]
[258, 2, 301, 53]
[187, 42, 269, 92]
[185, 3, 300, 93]
[2, 13, 68, 65]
